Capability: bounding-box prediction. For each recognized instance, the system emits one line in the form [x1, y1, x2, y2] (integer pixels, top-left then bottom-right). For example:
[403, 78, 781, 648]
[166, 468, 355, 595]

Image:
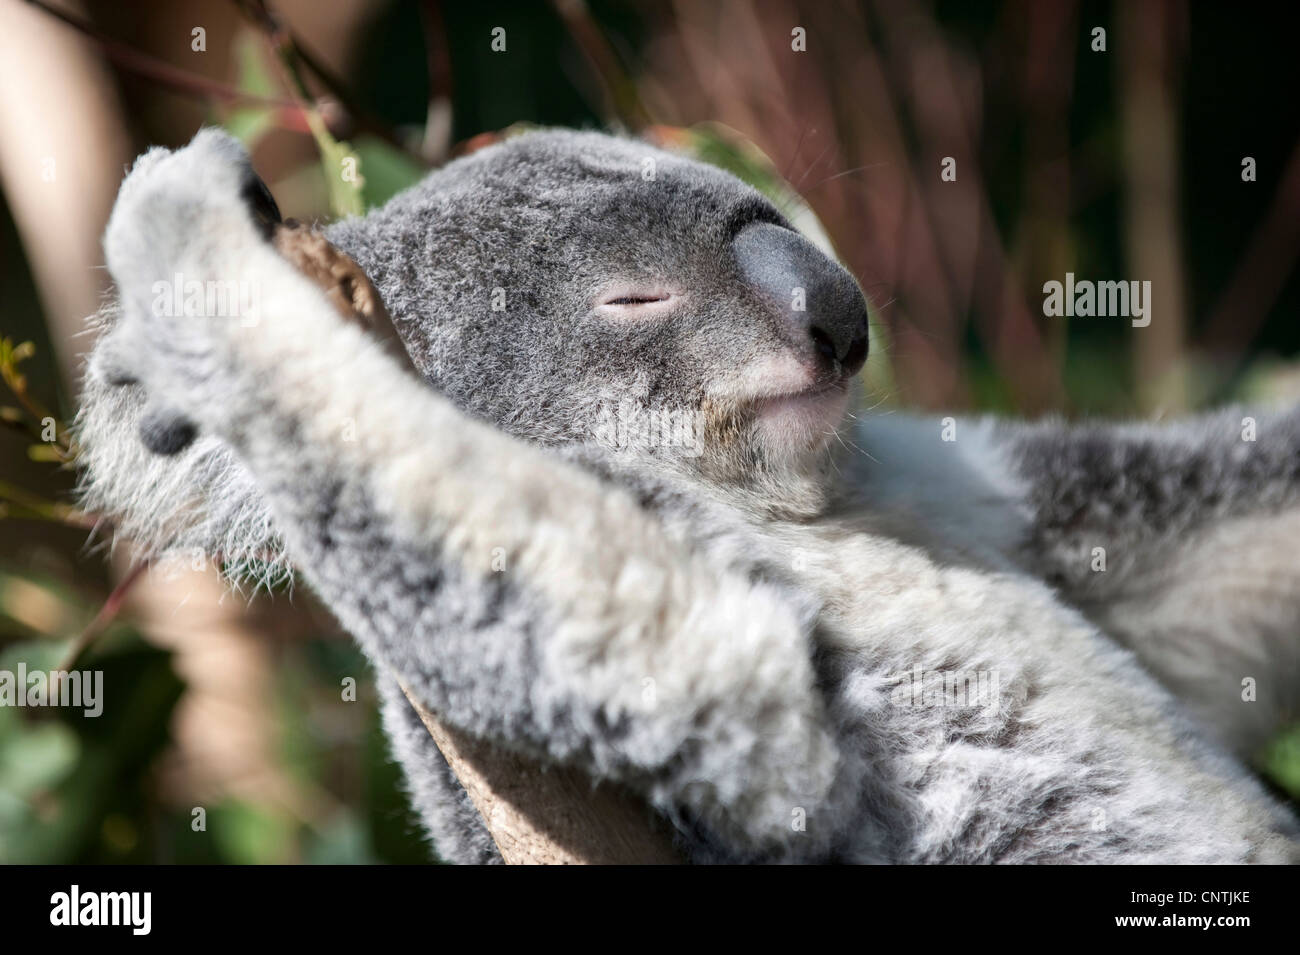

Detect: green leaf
[0, 637, 183, 863]
[354, 136, 428, 210]
[0, 722, 79, 799]
[26, 444, 64, 463]
[209, 802, 297, 864]
[1261, 723, 1300, 799]
[224, 30, 278, 150]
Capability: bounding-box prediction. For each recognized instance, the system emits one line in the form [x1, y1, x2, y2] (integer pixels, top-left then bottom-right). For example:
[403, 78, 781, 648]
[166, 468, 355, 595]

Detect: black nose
[733, 221, 869, 376]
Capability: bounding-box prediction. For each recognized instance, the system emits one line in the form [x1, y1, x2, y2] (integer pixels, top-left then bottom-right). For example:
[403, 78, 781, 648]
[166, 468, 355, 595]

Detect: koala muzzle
[733, 220, 869, 377]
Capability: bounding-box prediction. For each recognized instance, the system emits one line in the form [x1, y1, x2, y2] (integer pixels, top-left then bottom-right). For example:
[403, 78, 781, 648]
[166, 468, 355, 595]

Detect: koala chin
[77, 126, 1300, 863]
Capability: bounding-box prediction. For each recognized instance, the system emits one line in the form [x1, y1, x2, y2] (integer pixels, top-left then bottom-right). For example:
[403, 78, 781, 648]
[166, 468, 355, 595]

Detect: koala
[76, 127, 1300, 864]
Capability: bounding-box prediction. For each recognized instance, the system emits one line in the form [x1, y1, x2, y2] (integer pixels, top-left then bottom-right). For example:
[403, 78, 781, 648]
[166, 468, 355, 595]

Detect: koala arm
[993, 411, 1300, 757]
[891, 410, 1300, 759]
[88, 130, 840, 860]
[855, 409, 1300, 758]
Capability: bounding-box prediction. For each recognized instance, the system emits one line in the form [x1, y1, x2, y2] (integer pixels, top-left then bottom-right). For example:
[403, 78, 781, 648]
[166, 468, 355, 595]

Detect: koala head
[327, 130, 870, 491]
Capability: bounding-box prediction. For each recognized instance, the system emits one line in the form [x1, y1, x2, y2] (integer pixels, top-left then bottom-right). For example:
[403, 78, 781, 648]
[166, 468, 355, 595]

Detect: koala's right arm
[78, 130, 841, 862]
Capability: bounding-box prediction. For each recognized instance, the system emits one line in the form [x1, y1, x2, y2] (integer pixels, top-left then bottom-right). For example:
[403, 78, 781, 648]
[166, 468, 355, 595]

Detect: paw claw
[241, 174, 282, 241]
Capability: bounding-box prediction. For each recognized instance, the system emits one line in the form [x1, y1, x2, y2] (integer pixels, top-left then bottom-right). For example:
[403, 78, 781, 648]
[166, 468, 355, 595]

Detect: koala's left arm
[996, 412, 1300, 757]
[858, 408, 1300, 758]
[91, 131, 841, 860]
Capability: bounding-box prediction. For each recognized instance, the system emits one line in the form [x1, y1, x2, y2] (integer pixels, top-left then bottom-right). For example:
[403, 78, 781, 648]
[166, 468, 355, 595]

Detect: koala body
[77, 129, 1300, 863]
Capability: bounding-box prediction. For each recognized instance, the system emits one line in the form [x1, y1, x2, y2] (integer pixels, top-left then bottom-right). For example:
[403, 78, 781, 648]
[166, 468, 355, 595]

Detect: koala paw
[100, 128, 283, 455]
[105, 127, 279, 301]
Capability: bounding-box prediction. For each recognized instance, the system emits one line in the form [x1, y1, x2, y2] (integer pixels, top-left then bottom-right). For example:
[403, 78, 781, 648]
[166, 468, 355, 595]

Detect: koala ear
[138, 400, 198, 456]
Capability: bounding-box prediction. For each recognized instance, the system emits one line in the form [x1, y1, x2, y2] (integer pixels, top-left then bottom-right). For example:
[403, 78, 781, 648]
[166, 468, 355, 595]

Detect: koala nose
[733, 221, 869, 376]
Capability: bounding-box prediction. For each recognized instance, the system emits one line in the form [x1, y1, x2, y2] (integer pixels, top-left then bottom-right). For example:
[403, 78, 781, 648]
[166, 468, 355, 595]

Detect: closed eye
[605, 294, 670, 306]
[594, 287, 682, 318]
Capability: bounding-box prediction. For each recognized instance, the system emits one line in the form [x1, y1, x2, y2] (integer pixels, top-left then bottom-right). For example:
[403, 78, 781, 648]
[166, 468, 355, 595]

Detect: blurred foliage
[1263, 725, 1300, 802]
[0, 568, 431, 863]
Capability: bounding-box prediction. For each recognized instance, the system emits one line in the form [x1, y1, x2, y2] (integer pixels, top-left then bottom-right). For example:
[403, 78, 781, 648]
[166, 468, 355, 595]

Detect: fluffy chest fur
[642, 434, 1297, 862]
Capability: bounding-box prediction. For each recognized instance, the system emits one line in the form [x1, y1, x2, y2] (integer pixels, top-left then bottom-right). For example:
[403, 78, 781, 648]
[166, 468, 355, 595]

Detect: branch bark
[399, 683, 682, 864]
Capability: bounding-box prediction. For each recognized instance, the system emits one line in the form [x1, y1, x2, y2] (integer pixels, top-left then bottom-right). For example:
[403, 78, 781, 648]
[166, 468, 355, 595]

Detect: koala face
[326, 130, 869, 480]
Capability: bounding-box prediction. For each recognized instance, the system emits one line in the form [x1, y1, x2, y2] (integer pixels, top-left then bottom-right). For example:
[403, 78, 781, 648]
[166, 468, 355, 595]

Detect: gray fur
[375, 672, 502, 864]
[76, 128, 1300, 863]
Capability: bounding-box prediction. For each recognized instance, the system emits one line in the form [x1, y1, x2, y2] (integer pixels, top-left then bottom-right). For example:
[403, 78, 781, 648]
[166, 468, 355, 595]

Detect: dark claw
[241, 174, 282, 241]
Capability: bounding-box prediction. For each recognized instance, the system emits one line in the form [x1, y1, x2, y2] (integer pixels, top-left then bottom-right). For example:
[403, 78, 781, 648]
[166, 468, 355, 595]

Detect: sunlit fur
[77, 128, 1300, 863]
